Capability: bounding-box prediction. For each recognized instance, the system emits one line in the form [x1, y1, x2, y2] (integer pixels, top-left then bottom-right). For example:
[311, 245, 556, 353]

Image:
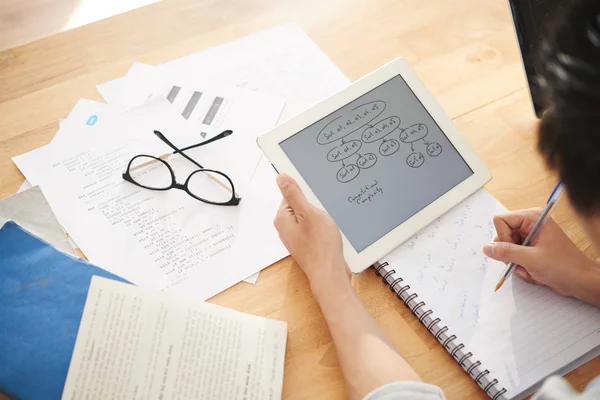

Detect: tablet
[258, 58, 491, 273]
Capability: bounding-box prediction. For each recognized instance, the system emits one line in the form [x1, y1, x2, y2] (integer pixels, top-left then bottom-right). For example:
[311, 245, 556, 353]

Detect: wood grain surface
[1, 0, 599, 398]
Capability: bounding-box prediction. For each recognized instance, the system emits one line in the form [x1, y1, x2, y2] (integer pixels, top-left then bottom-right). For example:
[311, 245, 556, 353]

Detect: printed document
[13, 93, 285, 299]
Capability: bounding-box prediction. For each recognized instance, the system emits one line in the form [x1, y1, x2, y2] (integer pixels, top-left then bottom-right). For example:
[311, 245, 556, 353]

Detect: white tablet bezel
[258, 57, 491, 273]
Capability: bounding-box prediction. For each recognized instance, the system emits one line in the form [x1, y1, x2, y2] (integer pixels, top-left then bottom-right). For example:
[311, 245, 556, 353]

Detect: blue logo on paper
[86, 115, 98, 126]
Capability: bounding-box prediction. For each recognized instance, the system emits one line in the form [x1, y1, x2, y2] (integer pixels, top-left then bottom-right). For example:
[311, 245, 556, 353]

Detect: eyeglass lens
[186, 170, 234, 203]
[129, 156, 173, 189]
[127, 156, 234, 203]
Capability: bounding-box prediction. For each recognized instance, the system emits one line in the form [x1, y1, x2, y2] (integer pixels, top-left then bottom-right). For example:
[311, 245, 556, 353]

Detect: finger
[274, 200, 291, 230]
[276, 199, 289, 216]
[482, 241, 536, 267]
[493, 214, 524, 244]
[496, 208, 543, 230]
[276, 174, 309, 214]
[493, 235, 514, 243]
[513, 266, 538, 285]
[493, 209, 542, 243]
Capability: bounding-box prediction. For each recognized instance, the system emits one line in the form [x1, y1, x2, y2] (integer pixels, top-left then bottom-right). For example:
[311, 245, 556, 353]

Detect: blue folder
[0, 221, 128, 400]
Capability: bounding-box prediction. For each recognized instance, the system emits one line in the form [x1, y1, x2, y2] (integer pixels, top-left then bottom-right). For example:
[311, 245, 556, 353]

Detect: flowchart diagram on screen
[317, 101, 443, 183]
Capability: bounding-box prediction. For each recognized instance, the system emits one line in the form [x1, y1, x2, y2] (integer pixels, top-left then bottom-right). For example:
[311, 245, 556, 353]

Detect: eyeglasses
[122, 130, 241, 206]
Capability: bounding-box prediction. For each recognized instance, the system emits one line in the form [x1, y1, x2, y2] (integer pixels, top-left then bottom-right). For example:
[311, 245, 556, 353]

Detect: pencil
[494, 277, 505, 292]
[494, 183, 563, 292]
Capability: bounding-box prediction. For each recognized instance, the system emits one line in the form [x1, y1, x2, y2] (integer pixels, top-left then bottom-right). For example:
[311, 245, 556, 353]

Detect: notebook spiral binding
[373, 262, 508, 400]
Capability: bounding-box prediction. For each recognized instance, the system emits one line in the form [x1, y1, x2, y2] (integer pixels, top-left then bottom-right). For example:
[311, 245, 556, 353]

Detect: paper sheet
[62, 276, 287, 399]
[18, 116, 86, 255]
[244, 272, 260, 284]
[97, 23, 351, 121]
[17, 107, 262, 285]
[95, 24, 352, 285]
[382, 189, 600, 399]
[18, 179, 32, 193]
[18, 110, 109, 252]
[99, 65, 280, 143]
[0, 186, 74, 255]
[232, 157, 287, 275]
[18, 109, 118, 259]
[13, 94, 284, 298]
[15, 100, 116, 188]
[96, 62, 157, 111]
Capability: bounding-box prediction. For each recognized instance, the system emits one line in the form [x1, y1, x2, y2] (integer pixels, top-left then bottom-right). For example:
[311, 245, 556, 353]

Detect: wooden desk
[1, 0, 598, 398]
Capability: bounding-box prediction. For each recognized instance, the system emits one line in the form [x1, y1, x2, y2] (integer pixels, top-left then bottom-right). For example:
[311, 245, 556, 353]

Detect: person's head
[536, 0, 600, 245]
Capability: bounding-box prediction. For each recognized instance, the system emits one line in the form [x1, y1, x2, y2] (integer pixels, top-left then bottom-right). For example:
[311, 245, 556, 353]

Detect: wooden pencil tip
[495, 277, 505, 292]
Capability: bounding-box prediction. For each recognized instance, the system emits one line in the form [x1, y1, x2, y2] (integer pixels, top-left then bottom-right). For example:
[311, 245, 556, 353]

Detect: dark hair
[537, 0, 600, 214]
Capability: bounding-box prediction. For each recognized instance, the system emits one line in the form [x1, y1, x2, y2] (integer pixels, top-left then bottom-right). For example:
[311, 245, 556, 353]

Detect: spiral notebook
[374, 189, 600, 400]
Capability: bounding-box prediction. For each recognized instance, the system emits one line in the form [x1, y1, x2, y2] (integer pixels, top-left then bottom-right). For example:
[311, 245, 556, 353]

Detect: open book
[62, 277, 287, 399]
[375, 189, 600, 399]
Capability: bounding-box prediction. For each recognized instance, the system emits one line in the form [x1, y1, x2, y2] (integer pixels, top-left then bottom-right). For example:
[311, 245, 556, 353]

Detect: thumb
[482, 241, 535, 267]
[276, 174, 309, 213]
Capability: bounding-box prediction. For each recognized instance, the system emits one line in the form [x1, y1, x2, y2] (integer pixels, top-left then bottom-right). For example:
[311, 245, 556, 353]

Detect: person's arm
[273, 174, 421, 400]
[312, 266, 420, 399]
[575, 267, 600, 307]
[483, 208, 600, 307]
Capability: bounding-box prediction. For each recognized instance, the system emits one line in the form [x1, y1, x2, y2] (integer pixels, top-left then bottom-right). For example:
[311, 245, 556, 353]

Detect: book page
[383, 189, 600, 399]
[61, 277, 287, 400]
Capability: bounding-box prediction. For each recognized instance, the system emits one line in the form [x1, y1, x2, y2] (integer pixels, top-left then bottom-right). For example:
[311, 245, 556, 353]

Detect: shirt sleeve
[363, 382, 446, 400]
[533, 376, 600, 400]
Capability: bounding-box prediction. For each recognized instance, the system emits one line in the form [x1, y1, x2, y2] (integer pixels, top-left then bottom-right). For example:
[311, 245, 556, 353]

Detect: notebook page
[383, 189, 600, 398]
[61, 277, 287, 400]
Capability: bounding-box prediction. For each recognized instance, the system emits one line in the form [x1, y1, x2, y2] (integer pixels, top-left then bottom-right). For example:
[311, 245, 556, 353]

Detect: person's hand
[483, 208, 596, 297]
[274, 174, 351, 290]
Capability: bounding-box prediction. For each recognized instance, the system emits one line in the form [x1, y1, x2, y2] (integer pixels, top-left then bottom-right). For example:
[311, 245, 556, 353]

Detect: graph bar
[166, 86, 181, 103]
[202, 96, 224, 125]
[182, 91, 202, 119]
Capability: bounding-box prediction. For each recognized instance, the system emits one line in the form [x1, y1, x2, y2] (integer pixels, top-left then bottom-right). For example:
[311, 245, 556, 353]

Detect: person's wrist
[572, 258, 600, 306]
[306, 259, 353, 300]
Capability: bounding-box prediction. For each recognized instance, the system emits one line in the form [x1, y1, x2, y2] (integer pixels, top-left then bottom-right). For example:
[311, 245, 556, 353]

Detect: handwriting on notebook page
[384, 189, 600, 398]
[384, 190, 495, 332]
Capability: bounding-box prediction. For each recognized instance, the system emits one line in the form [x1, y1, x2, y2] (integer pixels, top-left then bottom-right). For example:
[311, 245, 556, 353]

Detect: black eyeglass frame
[122, 130, 241, 206]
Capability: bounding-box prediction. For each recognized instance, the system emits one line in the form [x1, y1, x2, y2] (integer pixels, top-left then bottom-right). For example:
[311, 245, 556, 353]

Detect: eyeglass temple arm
[180, 130, 233, 151]
[153, 130, 205, 169]
[153, 129, 232, 152]
[153, 129, 233, 168]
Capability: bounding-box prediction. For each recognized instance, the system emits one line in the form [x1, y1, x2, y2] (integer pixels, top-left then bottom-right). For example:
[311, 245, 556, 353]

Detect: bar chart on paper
[165, 85, 227, 139]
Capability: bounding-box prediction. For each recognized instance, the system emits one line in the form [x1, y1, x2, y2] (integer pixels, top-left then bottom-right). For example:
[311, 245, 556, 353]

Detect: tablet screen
[279, 75, 473, 252]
